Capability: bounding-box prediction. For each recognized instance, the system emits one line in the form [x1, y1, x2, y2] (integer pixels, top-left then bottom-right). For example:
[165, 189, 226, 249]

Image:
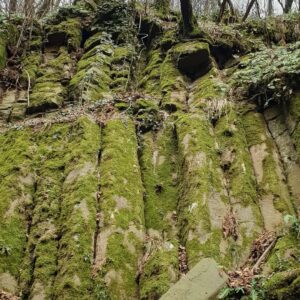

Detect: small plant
[284, 214, 300, 238]
[218, 286, 245, 299]
[94, 283, 110, 300]
[218, 279, 265, 299]
[249, 279, 266, 300]
[0, 241, 11, 256]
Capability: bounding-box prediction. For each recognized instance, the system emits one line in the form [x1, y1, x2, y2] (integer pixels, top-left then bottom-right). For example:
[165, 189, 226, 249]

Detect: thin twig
[251, 237, 277, 273]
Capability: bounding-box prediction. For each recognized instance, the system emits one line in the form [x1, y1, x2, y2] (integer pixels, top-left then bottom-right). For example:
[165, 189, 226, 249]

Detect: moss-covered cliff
[0, 2, 300, 299]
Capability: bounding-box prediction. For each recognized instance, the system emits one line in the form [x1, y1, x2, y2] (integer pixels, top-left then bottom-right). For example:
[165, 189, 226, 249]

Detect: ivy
[232, 41, 300, 105]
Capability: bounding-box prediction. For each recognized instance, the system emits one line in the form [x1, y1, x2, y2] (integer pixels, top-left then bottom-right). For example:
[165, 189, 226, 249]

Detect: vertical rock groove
[243, 111, 295, 231]
[93, 129, 103, 265]
[138, 120, 180, 299]
[53, 117, 100, 299]
[93, 115, 145, 299]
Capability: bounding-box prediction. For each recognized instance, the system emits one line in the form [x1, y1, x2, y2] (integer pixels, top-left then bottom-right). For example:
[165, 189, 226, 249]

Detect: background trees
[0, 0, 298, 24]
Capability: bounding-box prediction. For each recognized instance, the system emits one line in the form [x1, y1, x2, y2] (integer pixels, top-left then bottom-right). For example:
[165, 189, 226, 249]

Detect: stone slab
[160, 258, 227, 300]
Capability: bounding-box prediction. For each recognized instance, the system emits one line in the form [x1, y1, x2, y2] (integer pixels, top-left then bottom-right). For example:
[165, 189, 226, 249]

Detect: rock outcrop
[0, 3, 300, 299]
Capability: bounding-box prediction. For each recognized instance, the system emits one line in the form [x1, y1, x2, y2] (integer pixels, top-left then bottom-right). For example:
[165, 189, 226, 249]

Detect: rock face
[173, 42, 212, 79]
[160, 258, 227, 300]
[0, 3, 300, 300]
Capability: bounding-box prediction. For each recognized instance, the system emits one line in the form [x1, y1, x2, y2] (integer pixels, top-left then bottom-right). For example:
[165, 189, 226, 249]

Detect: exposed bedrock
[93, 116, 145, 299]
[139, 121, 179, 299]
[0, 5, 300, 299]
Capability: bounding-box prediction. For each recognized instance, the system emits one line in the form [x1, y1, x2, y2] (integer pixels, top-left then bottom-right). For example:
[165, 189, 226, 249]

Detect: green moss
[139, 121, 180, 299]
[160, 50, 186, 111]
[45, 18, 82, 51]
[0, 22, 18, 70]
[84, 32, 111, 51]
[243, 112, 294, 215]
[53, 117, 100, 299]
[215, 107, 263, 263]
[27, 48, 72, 112]
[95, 116, 144, 299]
[140, 124, 178, 230]
[289, 93, 300, 159]
[0, 128, 35, 293]
[140, 245, 178, 300]
[19, 124, 72, 298]
[70, 42, 114, 103]
[175, 112, 231, 268]
[139, 49, 164, 96]
[29, 36, 42, 51]
[160, 29, 178, 50]
[112, 46, 132, 64]
[266, 234, 300, 273]
[264, 268, 300, 299]
[0, 39, 6, 70]
[173, 41, 209, 56]
[21, 51, 42, 86]
[190, 69, 228, 112]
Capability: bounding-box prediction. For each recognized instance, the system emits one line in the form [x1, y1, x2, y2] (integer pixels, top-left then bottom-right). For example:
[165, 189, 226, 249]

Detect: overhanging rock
[172, 41, 212, 80]
[160, 258, 227, 300]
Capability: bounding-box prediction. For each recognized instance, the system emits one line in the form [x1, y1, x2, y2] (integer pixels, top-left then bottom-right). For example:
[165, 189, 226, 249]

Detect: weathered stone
[160, 258, 227, 300]
[172, 42, 212, 79]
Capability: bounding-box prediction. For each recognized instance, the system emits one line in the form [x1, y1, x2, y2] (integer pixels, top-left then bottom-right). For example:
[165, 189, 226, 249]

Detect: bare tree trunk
[284, 0, 294, 12]
[242, 0, 256, 21]
[37, 0, 54, 18]
[8, 0, 17, 14]
[24, 0, 35, 19]
[227, 0, 235, 15]
[180, 0, 196, 34]
[255, 0, 261, 18]
[217, 0, 227, 22]
[217, 0, 234, 23]
[268, 0, 274, 15]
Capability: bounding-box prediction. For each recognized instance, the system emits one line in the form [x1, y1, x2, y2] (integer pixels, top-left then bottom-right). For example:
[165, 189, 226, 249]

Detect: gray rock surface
[160, 258, 227, 300]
